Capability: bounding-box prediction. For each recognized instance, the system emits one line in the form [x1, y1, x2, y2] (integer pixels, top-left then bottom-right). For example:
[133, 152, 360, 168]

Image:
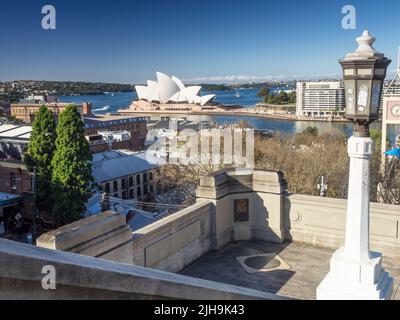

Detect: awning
[0, 192, 23, 207]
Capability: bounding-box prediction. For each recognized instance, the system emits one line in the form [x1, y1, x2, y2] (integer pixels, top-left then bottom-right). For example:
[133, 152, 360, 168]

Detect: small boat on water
[235, 90, 240, 98]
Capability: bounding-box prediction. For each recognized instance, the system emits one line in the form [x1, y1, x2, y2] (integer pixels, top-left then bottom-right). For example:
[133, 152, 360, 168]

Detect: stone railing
[0, 238, 285, 300]
[130, 168, 288, 274]
[36, 168, 400, 276]
[284, 193, 400, 258]
[36, 211, 133, 264]
[132, 200, 214, 273]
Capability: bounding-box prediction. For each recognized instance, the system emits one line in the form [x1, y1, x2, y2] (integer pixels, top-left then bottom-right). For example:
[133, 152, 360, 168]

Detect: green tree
[51, 105, 93, 226]
[303, 126, 319, 136]
[24, 106, 56, 214]
[370, 128, 391, 151]
[258, 87, 270, 99]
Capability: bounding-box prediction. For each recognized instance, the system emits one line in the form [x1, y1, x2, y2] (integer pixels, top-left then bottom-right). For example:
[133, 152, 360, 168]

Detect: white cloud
[182, 73, 340, 84]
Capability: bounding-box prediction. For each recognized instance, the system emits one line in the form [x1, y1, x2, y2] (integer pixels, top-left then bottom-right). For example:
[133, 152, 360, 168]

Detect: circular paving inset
[244, 255, 281, 271]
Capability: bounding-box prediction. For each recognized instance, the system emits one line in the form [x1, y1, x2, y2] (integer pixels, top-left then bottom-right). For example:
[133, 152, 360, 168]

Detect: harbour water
[59, 90, 400, 143]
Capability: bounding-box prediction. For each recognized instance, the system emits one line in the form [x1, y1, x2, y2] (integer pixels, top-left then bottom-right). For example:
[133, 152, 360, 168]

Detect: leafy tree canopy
[51, 105, 93, 225]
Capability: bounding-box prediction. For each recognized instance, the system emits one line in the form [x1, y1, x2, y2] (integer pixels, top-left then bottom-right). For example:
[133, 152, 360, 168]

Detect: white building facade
[296, 81, 345, 117]
[92, 150, 160, 201]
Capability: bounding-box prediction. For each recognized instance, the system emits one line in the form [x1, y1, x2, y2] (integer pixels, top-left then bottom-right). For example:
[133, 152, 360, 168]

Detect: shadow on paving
[179, 240, 296, 297]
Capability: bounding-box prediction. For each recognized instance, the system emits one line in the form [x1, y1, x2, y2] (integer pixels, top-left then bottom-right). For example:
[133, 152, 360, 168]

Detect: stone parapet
[36, 211, 133, 264]
[0, 238, 285, 300]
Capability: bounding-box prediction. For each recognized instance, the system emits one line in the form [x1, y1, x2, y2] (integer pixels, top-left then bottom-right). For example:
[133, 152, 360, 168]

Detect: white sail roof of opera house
[135, 72, 216, 106]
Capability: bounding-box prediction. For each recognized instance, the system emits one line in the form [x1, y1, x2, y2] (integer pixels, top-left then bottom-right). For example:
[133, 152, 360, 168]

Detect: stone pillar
[252, 170, 287, 243]
[101, 192, 111, 212]
[196, 168, 288, 250]
[317, 137, 393, 300]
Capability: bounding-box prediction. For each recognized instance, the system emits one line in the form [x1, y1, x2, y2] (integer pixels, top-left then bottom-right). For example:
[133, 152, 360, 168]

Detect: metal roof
[92, 150, 161, 183]
[0, 124, 32, 139]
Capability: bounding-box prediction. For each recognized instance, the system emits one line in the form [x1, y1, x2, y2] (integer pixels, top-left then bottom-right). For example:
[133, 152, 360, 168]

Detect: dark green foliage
[370, 128, 390, 151]
[24, 106, 56, 214]
[257, 87, 271, 98]
[302, 126, 319, 136]
[51, 105, 93, 226]
[258, 87, 296, 105]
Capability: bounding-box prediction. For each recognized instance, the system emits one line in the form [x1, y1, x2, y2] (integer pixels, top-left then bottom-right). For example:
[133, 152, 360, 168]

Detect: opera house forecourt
[119, 72, 239, 114]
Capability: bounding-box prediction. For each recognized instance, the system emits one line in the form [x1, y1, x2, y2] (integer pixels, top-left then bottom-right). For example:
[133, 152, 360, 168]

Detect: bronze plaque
[234, 199, 249, 222]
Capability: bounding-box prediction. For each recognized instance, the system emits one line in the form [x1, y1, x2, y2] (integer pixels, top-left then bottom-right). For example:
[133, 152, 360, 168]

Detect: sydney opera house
[135, 72, 216, 106]
[120, 72, 233, 114]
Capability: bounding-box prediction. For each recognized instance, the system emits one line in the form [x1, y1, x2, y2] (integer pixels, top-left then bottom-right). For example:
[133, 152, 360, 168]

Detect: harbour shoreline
[117, 108, 351, 123]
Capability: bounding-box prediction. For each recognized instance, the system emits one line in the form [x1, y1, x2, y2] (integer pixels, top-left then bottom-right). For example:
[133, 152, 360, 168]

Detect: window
[105, 183, 110, 193]
[121, 178, 126, 190]
[113, 181, 118, 191]
[136, 175, 141, 184]
[149, 172, 153, 181]
[143, 186, 147, 196]
[150, 184, 154, 193]
[122, 191, 127, 200]
[143, 172, 148, 183]
[129, 176, 133, 187]
[137, 187, 141, 198]
[129, 189, 134, 199]
[10, 173, 16, 190]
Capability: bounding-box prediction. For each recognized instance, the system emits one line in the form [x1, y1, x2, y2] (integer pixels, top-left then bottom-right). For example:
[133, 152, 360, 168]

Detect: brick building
[84, 115, 147, 153]
[0, 125, 35, 227]
[11, 102, 92, 123]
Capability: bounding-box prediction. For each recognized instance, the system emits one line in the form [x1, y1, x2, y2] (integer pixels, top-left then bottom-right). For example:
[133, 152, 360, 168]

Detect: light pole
[317, 176, 328, 197]
[317, 31, 393, 300]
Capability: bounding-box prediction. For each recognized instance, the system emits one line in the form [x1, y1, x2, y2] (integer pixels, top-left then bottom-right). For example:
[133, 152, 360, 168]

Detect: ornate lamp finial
[355, 30, 377, 54]
[343, 30, 384, 60]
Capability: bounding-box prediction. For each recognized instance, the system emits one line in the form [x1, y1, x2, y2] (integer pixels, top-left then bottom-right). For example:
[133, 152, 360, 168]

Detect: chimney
[83, 102, 92, 116]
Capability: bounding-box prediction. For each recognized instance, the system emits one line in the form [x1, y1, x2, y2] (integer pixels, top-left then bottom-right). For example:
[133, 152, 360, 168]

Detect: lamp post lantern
[340, 30, 391, 136]
[317, 31, 393, 300]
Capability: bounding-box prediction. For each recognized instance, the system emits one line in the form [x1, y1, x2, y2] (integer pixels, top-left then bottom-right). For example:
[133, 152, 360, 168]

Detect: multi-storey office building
[296, 81, 345, 117]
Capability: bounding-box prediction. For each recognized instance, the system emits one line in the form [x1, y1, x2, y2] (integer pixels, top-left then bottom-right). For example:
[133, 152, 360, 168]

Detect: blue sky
[0, 0, 399, 83]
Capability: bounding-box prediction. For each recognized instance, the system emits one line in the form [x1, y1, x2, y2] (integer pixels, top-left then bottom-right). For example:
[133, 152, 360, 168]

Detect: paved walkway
[179, 241, 400, 300]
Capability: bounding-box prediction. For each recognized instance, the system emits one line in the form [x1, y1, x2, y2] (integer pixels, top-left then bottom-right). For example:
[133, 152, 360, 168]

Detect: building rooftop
[84, 115, 146, 130]
[0, 124, 32, 139]
[180, 240, 400, 300]
[12, 102, 75, 107]
[0, 192, 22, 206]
[92, 150, 161, 184]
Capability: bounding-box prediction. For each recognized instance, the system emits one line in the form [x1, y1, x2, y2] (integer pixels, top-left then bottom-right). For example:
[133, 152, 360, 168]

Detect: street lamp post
[317, 31, 393, 300]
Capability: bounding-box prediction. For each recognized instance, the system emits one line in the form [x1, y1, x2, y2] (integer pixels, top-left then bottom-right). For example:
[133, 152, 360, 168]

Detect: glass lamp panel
[375, 68, 386, 76]
[357, 68, 373, 76]
[344, 80, 356, 115]
[344, 69, 356, 76]
[356, 80, 371, 115]
[371, 80, 382, 114]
